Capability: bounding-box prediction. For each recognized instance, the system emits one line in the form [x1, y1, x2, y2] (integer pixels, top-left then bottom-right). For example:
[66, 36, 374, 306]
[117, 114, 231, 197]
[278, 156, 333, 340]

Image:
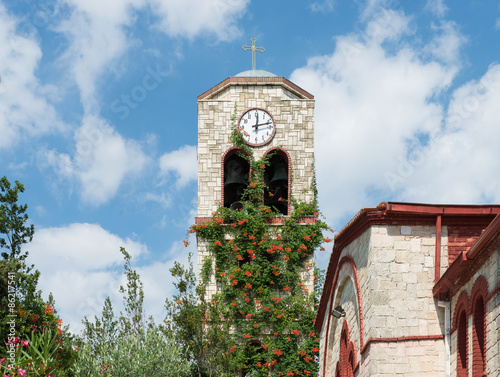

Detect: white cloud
[159, 145, 198, 189]
[149, 0, 249, 41]
[29, 223, 148, 333]
[310, 0, 335, 13]
[425, 21, 465, 65]
[55, 0, 249, 114]
[290, 7, 462, 227]
[395, 64, 500, 203]
[0, 4, 65, 149]
[56, 0, 145, 114]
[41, 115, 149, 206]
[425, 0, 448, 18]
[29, 222, 196, 334]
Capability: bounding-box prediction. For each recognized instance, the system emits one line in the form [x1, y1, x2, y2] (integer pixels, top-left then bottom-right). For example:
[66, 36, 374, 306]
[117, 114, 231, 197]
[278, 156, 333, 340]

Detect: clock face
[239, 108, 276, 146]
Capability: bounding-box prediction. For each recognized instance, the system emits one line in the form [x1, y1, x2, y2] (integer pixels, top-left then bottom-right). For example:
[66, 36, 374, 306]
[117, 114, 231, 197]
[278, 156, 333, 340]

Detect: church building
[316, 202, 500, 376]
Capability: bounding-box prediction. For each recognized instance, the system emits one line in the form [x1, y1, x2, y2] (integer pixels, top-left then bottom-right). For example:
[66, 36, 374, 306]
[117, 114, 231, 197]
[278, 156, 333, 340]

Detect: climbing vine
[182, 123, 332, 376]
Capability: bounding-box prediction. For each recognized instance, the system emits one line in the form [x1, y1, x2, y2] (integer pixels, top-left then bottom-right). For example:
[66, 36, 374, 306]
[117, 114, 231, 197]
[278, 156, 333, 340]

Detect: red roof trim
[467, 212, 500, 259]
[197, 76, 314, 100]
[433, 212, 500, 298]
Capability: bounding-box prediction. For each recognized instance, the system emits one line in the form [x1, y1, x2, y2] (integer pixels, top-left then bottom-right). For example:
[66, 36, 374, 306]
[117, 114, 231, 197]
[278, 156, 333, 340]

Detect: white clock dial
[239, 108, 276, 146]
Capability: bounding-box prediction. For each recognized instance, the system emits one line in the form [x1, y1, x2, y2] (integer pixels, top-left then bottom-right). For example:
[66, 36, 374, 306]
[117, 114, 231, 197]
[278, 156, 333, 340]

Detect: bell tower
[191, 39, 324, 376]
[195, 66, 316, 289]
[196, 71, 315, 214]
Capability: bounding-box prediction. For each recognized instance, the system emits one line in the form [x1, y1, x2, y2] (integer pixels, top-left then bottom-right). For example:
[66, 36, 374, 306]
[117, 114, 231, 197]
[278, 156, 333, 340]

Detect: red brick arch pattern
[336, 320, 357, 377]
[322, 256, 363, 377]
[452, 290, 469, 377]
[451, 275, 490, 377]
[470, 276, 488, 377]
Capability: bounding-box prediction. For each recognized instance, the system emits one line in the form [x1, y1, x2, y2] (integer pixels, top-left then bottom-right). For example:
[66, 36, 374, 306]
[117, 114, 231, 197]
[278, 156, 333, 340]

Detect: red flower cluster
[266, 244, 283, 254]
[45, 304, 54, 315]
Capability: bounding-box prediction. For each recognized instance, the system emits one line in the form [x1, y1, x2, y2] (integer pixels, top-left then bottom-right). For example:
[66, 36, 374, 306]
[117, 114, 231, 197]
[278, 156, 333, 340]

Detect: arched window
[457, 310, 468, 377]
[264, 149, 290, 215]
[335, 320, 356, 377]
[472, 296, 485, 377]
[223, 149, 250, 210]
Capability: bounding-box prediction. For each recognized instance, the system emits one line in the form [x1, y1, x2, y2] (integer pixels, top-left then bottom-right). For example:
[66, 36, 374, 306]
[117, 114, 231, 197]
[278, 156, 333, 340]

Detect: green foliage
[73, 248, 190, 377]
[118, 247, 144, 338]
[169, 128, 333, 376]
[0, 176, 77, 376]
[73, 321, 190, 377]
[166, 254, 239, 377]
[0, 176, 35, 261]
[0, 329, 66, 377]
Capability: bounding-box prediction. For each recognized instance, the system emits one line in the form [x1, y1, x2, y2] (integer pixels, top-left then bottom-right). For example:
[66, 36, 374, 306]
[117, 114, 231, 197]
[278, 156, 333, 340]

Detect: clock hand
[253, 112, 260, 130]
[253, 120, 272, 128]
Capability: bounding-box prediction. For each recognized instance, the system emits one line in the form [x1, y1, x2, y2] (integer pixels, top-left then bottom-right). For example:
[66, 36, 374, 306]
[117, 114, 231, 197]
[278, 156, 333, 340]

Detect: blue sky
[1, 0, 500, 333]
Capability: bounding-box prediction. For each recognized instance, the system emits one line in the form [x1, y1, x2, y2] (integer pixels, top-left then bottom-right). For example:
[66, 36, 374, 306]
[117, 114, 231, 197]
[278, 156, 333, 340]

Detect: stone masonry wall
[360, 225, 446, 376]
[321, 224, 448, 377]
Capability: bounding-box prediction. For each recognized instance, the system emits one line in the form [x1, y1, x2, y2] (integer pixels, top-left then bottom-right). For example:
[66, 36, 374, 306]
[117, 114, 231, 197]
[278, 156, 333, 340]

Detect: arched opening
[457, 310, 468, 377]
[472, 296, 486, 377]
[335, 320, 356, 377]
[264, 150, 289, 215]
[224, 152, 250, 210]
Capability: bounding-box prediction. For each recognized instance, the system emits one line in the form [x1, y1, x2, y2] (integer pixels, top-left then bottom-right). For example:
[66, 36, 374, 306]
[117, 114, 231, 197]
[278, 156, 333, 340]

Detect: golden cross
[242, 37, 265, 70]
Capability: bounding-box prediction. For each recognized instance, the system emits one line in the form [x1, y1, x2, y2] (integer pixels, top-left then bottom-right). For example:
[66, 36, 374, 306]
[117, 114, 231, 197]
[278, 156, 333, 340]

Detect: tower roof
[234, 69, 277, 78]
[197, 74, 314, 100]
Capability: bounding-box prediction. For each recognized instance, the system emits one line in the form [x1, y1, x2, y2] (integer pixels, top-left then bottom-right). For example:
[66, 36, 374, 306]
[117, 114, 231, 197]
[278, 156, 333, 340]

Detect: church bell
[269, 162, 288, 189]
[225, 159, 247, 187]
[224, 158, 248, 209]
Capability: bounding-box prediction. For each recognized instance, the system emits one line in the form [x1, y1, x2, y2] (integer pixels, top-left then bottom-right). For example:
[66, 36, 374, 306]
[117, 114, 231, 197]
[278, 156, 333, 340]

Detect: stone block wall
[365, 225, 444, 339]
[322, 224, 448, 376]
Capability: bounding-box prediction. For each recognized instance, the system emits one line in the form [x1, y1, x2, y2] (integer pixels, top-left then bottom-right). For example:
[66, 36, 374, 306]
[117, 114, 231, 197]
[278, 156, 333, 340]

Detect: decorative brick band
[194, 216, 317, 225]
[451, 291, 470, 334]
[360, 335, 444, 354]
